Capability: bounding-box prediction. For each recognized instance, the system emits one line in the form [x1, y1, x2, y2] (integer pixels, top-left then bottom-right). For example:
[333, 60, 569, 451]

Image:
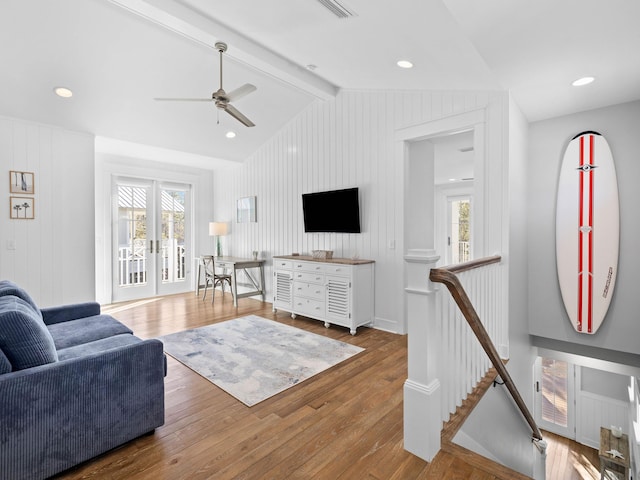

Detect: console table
[273, 255, 374, 335]
[599, 426, 629, 480]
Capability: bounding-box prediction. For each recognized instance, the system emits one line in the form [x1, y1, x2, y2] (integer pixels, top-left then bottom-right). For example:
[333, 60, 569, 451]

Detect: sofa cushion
[41, 301, 101, 325]
[47, 315, 133, 350]
[0, 347, 11, 374]
[57, 334, 141, 361]
[0, 280, 42, 320]
[0, 296, 58, 370]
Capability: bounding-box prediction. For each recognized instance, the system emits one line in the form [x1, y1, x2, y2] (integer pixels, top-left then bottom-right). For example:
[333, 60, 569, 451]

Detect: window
[541, 357, 569, 427]
[449, 197, 471, 264]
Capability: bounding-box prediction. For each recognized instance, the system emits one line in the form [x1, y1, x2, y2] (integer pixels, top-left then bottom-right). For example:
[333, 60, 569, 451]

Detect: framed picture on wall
[10, 197, 35, 219]
[237, 196, 256, 223]
[9, 170, 35, 194]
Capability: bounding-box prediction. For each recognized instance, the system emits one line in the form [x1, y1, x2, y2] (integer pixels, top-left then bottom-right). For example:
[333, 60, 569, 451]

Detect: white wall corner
[404, 379, 442, 461]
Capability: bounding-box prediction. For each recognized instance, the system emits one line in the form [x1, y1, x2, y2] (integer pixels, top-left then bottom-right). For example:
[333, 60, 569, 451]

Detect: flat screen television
[302, 187, 361, 233]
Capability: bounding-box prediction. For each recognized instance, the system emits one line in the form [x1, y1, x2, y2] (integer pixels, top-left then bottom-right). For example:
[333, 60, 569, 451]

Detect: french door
[112, 177, 191, 302]
[534, 356, 576, 438]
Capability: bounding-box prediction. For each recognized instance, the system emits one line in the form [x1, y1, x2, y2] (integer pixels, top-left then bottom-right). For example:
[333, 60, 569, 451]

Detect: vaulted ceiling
[1, 0, 639, 168]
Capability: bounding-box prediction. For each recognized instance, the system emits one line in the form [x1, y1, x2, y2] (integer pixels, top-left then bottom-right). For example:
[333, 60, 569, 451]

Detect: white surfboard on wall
[556, 131, 619, 334]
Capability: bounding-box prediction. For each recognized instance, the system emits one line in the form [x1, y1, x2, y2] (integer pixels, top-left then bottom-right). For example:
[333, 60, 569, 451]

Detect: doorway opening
[433, 129, 475, 266]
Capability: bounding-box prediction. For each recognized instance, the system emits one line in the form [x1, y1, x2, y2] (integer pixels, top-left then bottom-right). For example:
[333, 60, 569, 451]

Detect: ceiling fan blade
[224, 104, 255, 127]
[225, 84, 257, 102]
[154, 98, 213, 102]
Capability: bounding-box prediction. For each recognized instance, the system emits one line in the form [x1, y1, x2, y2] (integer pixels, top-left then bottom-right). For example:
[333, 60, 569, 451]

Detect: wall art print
[237, 196, 256, 223]
[10, 197, 35, 219]
[9, 170, 34, 195]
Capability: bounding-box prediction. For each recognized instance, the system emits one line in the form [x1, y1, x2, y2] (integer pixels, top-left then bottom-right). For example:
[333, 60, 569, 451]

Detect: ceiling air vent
[316, 0, 356, 18]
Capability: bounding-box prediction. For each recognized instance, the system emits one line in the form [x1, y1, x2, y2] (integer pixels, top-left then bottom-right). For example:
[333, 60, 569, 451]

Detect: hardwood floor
[51, 291, 596, 479]
[543, 430, 601, 480]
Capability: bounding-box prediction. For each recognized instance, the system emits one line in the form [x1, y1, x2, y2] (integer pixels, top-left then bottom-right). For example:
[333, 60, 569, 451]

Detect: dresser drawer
[325, 264, 351, 276]
[294, 297, 325, 317]
[293, 271, 324, 284]
[293, 261, 326, 273]
[293, 281, 325, 300]
[274, 260, 293, 270]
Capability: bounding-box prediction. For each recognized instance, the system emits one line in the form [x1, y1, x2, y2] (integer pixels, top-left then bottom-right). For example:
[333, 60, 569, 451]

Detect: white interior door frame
[397, 108, 486, 261]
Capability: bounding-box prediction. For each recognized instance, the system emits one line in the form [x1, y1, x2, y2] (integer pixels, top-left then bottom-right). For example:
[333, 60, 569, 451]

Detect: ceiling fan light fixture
[154, 41, 256, 127]
[397, 60, 413, 69]
[225, 131, 236, 139]
[572, 76, 595, 87]
[54, 86, 73, 98]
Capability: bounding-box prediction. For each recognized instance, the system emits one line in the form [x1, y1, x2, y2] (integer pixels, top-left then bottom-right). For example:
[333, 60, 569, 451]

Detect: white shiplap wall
[0, 115, 95, 306]
[214, 89, 507, 333]
[577, 392, 629, 449]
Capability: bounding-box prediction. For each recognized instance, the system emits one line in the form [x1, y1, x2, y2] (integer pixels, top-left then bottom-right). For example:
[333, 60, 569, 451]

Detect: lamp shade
[209, 222, 228, 236]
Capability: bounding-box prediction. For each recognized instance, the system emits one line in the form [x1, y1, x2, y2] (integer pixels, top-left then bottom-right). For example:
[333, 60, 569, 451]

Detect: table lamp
[209, 222, 228, 257]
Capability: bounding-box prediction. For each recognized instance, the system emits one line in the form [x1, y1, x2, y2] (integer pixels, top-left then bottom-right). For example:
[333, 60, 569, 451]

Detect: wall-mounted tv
[302, 187, 361, 233]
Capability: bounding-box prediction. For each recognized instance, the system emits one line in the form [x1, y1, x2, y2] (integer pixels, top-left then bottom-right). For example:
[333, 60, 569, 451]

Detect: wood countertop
[273, 255, 374, 265]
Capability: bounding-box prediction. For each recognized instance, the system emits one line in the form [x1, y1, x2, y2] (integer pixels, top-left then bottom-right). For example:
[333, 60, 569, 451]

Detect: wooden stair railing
[429, 255, 544, 443]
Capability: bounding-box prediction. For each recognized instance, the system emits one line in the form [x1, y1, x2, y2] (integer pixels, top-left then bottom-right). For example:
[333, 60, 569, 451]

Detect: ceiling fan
[155, 42, 257, 127]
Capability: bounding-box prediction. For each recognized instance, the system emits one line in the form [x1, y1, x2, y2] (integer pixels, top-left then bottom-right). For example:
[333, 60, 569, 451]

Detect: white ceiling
[1, 0, 639, 168]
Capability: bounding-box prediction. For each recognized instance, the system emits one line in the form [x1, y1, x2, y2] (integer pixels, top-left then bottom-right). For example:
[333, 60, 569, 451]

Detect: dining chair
[202, 255, 232, 303]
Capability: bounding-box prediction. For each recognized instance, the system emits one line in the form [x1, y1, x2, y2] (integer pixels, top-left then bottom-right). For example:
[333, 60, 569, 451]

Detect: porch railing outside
[118, 242, 147, 286]
[118, 242, 186, 286]
[457, 241, 470, 263]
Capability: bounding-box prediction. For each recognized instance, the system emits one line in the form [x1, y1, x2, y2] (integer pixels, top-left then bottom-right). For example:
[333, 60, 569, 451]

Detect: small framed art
[9, 171, 35, 195]
[237, 196, 256, 223]
[10, 197, 35, 219]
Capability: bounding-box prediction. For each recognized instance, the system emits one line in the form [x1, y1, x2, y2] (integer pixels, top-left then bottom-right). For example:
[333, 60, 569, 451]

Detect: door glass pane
[160, 189, 186, 283]
[541, 358, 568, 427]
[117, 186, 148, 286]
[451, 198, 471, 264]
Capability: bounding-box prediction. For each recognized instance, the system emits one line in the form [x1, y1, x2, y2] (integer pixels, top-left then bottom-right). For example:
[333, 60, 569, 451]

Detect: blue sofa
[0, 281, 165, 480]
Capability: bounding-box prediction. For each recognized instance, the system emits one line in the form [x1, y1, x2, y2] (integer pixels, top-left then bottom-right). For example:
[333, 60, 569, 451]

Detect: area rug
[157, 315, 364, 406]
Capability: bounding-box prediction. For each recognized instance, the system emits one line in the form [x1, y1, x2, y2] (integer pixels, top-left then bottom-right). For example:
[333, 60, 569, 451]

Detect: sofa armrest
[40, 301, 101, 325]
[0, 338, 165, 480]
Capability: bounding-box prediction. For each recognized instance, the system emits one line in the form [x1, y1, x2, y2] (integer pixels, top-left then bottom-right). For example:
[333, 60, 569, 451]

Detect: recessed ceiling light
[225, 131, 236, 139]
[53, 86, 73, 98]
[397, 60, 413, 69]
[448, 178, 457, 182]
[572, 76, 595, 87]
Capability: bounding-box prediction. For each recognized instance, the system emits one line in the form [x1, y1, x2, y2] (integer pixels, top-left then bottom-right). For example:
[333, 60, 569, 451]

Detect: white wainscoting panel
[576, 391, 629, 449]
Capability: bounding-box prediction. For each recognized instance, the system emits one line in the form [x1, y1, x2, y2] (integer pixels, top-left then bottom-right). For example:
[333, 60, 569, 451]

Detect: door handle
[150, 240, 154, 254]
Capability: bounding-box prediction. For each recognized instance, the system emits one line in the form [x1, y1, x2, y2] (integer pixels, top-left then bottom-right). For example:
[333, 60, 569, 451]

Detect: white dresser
[272, 255, 374, 335]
